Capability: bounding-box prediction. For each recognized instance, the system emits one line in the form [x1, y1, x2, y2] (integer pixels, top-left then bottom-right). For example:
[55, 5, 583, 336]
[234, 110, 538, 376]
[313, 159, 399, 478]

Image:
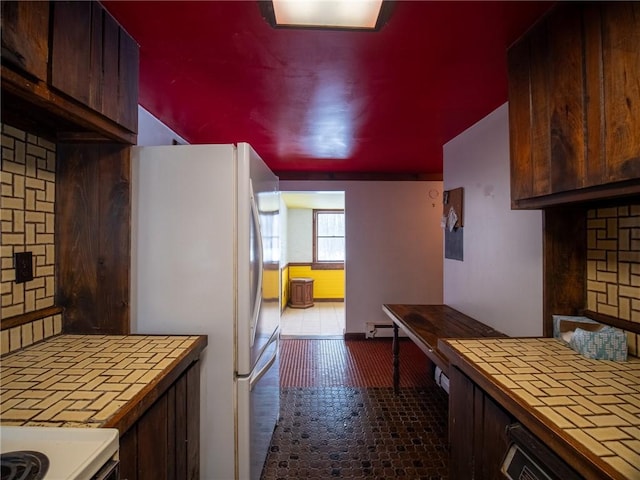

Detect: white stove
[0, 426, 119, 480]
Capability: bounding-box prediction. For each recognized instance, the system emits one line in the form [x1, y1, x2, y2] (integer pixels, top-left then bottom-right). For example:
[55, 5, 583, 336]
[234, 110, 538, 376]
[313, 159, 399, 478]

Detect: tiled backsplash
[587, 204, 640, 355]
[1, 314, 62, 356]
[1, 124, 60, 355]
[1, 123, 56, 320]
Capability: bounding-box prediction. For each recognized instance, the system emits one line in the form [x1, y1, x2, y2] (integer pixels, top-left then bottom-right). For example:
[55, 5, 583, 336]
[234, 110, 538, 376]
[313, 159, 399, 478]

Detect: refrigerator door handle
[250, 334, 278, 391]
[249, 178, 264, 348]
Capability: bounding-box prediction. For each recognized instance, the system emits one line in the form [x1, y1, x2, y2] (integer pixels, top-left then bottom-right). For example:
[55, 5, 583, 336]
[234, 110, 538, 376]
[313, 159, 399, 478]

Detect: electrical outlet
[14, 251, 34, 284]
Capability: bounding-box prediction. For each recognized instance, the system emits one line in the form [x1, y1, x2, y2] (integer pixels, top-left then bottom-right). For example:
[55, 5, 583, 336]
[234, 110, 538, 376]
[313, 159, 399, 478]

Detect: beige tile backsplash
[0, 314, 63, 356]
[1, 123, 59, 355]
[587, 204, 640, 355]
[1, 123, 56, 319]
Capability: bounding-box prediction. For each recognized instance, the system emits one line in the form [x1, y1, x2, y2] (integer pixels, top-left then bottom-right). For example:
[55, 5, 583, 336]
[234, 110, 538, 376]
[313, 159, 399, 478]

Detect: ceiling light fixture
[260, 0, 393, 31]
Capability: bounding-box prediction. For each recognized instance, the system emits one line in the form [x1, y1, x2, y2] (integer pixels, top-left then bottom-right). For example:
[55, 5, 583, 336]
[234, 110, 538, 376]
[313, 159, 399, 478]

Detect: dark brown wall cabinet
[508, 2, 640, 209]
[50, 1, 139, 133]
[449, 366, 513, 479]
[1, 0, 138, 143]
[120, 361, 201, 480]
[0, 0, 49, 81]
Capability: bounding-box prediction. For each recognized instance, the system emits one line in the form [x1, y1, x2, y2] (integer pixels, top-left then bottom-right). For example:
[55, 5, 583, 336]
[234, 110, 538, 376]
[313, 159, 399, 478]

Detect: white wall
[279, 196, 289, 266]
[137, 106, 188, 146]
[281, 180, 444, 334]
[443, 103, 543, 336]
[287, 209, 313, 262]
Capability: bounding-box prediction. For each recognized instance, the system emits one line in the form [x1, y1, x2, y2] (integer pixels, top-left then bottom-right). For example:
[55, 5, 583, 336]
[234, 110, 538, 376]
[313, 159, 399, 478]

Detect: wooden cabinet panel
[0, 0, 49, 81]
[101, 13, 139, 132]
[583, 3, 606, 188]
[542, 207, 587, 337]
[118, 30, 140, 133]
[601, 2, 640, 183]
[507, 39, 534, 204]
[50, 1, 94, 107]
[119, 361, 201, 480]
[508, 2, 640, 209]
[57, 143, 130, 335]
[50, 1, 138, 133]
[449, 366, 514, 479]
[2, 1, 138, 141]
[478, 392, 512, 480]
[547, 4, 585, 194]
[528, 21, 551, 198]
[137, 394, 169, 479]
[173, 374, 187, 480]
[186, 363, 201, 480]
[102, 11, 121, 124]
[449, 367, 475, 479]
[119, 425, 138, 480]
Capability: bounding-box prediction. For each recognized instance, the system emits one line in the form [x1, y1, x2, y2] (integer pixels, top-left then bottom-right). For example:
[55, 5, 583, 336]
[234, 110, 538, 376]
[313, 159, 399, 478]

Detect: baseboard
[344, 332, 366, 340]
[344, 332, 413, 341]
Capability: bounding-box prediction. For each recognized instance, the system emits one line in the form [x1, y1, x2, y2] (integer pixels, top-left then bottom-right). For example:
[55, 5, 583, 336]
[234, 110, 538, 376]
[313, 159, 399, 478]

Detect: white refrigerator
[131, 143, 280, 480]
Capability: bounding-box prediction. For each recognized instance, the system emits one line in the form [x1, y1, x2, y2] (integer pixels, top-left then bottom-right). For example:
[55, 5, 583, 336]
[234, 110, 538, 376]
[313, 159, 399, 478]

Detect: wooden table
[382, 304, 506, 393]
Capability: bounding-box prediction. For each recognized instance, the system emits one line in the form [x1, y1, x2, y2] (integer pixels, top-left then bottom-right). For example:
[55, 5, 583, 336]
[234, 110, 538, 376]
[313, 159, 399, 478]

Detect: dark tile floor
[261, 340, 450, 479]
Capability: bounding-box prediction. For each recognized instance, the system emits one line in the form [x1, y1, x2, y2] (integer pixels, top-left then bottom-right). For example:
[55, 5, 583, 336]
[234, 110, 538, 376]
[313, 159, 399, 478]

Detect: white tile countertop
[440, 337, 640, 480]
[0, 335, 204, 428]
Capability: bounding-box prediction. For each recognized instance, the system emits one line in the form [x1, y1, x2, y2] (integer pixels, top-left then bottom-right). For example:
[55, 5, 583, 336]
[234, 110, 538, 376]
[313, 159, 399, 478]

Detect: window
[313, 209, 344, 268]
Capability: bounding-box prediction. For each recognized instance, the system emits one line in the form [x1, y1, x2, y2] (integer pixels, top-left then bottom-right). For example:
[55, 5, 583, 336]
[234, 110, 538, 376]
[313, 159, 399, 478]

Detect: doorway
[280, 191, 345, 338]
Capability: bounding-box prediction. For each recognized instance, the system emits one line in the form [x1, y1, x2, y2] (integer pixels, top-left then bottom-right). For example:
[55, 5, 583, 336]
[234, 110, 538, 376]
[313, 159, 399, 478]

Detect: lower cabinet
[119, 361, 200, 480]
[449, 366, 513, 480]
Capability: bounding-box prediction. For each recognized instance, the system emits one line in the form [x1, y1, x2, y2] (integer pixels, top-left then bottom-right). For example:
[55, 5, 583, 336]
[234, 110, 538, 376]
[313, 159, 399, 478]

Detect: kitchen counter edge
[101, 334, 207, 436]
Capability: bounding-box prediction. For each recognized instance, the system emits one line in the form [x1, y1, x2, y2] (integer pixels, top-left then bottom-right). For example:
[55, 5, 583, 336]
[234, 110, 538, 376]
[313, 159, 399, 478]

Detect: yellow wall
[281, 265, 289, 310]
[288, 265, 345, 299]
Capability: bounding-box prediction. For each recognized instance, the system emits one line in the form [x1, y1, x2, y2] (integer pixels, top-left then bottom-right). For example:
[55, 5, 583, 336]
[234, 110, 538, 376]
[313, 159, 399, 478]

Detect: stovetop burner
[0, 451, 49, 480]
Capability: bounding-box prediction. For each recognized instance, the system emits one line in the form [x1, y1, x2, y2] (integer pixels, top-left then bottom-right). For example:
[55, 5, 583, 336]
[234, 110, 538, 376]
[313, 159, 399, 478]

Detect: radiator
[365, 322, 407, 339]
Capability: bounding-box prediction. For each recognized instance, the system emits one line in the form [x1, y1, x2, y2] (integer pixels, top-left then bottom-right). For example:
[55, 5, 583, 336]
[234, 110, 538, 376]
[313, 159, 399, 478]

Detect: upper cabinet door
[50, 1, 98, 109]
[50, 1, 138, 133]
[545, 4, 586, 194]
[116, 27, 139, 133]
[0, 0, 50, 81]
[600, 2, 640, 184]
[101, 12, 139, 133]
[507, 35, 536, 203]
[508, 2, 640, 209]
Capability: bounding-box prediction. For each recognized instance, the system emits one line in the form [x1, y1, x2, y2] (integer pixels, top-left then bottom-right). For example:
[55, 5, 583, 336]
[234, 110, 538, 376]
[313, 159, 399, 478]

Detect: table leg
[393, 323, 399, 394]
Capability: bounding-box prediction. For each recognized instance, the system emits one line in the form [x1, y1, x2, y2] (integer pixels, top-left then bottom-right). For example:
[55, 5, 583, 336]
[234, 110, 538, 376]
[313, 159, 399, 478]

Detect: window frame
[312, 209, 345, 270]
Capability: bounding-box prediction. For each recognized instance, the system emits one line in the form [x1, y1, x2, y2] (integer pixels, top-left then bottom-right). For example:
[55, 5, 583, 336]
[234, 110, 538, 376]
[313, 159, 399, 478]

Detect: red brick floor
[279, 338, 433, 388]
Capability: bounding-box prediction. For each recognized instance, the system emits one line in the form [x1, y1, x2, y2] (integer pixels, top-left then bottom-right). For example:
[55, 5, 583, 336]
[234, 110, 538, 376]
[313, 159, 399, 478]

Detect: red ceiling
[103, 1, 552, 176]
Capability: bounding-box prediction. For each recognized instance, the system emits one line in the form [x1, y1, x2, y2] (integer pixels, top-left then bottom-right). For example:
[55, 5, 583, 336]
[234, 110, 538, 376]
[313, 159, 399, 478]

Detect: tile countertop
[439, 337, 640, 480]
[0, 334, 206, 430]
